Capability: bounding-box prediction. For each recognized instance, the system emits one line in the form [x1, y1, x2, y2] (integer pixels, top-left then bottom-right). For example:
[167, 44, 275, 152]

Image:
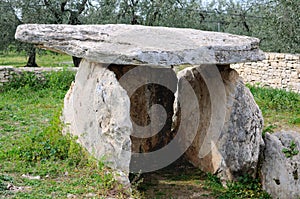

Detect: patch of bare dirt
[135, 157, 215, 199]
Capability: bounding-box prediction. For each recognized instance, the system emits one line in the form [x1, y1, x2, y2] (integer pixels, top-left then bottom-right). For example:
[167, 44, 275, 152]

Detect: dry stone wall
[232, 53, 300, 93]
[2, 52, 300, 93]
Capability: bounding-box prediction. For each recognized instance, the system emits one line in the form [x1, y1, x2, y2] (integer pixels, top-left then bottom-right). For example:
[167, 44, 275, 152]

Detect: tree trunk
[72, 56, 82, 67]
[26, 47, 38, 67]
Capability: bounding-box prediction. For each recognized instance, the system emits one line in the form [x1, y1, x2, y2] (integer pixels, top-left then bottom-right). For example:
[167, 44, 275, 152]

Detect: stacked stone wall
[232, 53, 300, 93]
[1, 54, 300, 93]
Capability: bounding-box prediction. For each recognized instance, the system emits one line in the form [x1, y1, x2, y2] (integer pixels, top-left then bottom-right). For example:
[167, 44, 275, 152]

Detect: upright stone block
[62, 60, 132, 184]
[174, 65, 264, 182]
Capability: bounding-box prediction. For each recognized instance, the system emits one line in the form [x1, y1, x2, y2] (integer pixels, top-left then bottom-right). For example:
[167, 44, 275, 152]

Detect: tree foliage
[0, 0, 22, 51]
[0, 0, 90, 66]
[268, 0, 300, 53]
[0, 0, 299, 60]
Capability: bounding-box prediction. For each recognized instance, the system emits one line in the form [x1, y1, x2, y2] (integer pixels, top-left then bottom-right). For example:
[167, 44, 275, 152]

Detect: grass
[248, 85, 300, 133]
[205, 173, 271, 199]
[0, 50, 73, 67]
[139, 159, 270, 199]
[0, 71, 136, 198]
[138, 160, 214, 198]
[0, 61, 299, 198]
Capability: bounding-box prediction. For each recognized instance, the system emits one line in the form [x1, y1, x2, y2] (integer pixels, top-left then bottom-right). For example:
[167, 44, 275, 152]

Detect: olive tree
[0, 0, 90, 67]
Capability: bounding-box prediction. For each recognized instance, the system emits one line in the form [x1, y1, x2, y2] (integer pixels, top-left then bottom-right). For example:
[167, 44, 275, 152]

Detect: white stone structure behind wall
[232, 53, 300, 93]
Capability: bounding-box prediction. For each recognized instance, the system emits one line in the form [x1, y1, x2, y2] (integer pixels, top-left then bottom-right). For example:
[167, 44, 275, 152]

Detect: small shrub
[67, 137, 89, 167]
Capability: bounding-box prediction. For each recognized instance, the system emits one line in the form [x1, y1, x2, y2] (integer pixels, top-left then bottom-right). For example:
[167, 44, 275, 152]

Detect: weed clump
[248, 84, 300, 132]
[205, 173, 271, 199]
[6, 109, 89, 167]
[248, 84, 300, 113]
[1, 69, 76, 92]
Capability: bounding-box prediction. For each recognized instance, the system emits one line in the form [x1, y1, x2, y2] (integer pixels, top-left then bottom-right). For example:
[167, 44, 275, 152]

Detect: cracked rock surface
[261, 131, 300, 199]
[15, 24, 264, 66]
[62, 60, 132, 185]
[173, 65, 264, 182]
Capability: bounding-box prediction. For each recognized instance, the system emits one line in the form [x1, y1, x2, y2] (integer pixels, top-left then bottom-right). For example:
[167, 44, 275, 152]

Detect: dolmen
[15, 24, 265, 186]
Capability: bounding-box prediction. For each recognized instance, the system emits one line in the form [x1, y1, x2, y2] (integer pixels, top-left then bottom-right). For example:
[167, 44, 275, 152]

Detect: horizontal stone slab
[15, 24, 265, 66]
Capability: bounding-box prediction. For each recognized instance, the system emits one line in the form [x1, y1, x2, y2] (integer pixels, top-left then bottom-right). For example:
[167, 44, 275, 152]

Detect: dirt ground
[135, 157, 216, 199]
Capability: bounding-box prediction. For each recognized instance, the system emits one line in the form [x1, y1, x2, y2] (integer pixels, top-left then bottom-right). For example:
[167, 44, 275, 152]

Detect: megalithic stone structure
[15, 24, 265, 185]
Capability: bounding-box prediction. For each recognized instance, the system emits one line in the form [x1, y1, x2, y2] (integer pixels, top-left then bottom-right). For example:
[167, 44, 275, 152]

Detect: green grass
[205, 173, 271, 199]
[139, 162, 271, 199]
[248, 85, 300, 132]
[0, 50, 73, 67]
[0, 71, 136, 198]
[0, 64, 299, 198]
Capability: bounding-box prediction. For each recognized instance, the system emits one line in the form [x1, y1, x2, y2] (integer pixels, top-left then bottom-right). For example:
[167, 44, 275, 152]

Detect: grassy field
[0, 71, 137, 198]
[249, 85, 300, 133]
[0, 68, 299, 198]
[0, 51, 73, 67]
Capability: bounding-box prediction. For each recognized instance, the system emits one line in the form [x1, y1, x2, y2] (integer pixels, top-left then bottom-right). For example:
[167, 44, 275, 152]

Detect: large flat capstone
[15, 24, 264, 66]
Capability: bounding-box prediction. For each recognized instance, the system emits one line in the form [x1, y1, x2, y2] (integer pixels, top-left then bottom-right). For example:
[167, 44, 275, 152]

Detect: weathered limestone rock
[15, 24, 264, 66]
[261, 131, 300, 199]
[15, 24, 266, 185]
[174, 65, 264, 182]
[218, 67, 264, 181]
[62, 60, 132, 184]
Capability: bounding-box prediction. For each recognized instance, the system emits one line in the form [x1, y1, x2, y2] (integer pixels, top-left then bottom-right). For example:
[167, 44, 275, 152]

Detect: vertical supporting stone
[174, 65, 264, 182]
[217, 65, 264, 181]
[173, 66, 212, 170]
[62, 59, 132, 184]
